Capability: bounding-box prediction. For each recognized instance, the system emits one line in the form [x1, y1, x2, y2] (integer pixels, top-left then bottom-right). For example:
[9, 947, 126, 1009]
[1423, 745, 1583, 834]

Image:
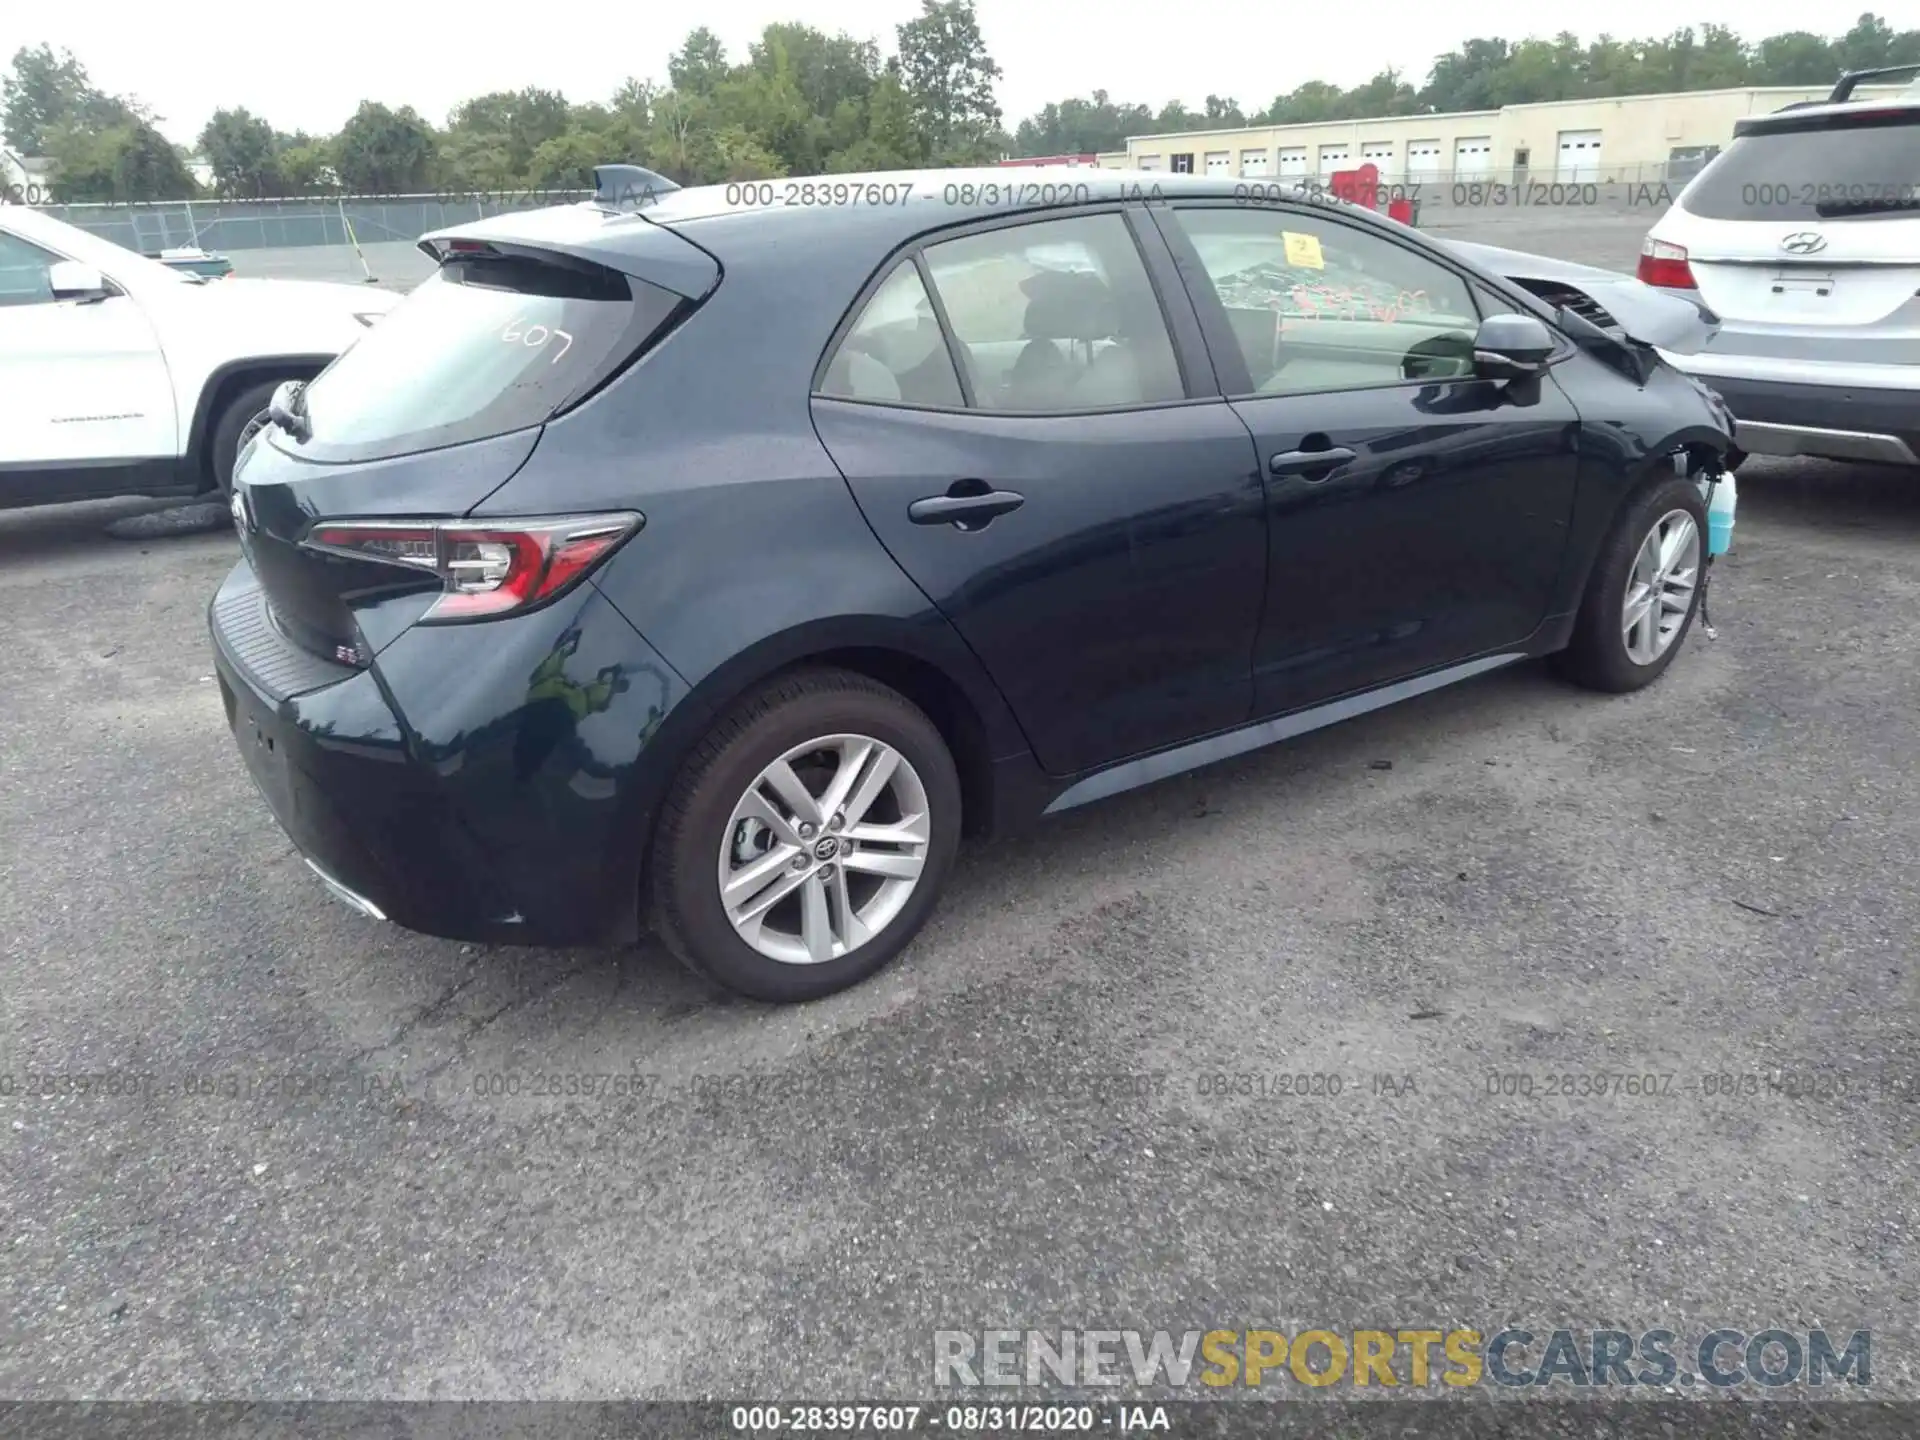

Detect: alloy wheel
[717, 733, 931, 966]
[1621, 509, 1699, 666]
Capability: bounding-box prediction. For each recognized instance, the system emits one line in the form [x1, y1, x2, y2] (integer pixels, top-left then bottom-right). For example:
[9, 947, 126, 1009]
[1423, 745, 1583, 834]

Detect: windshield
[1679, 117, 1920, 221]
[290, 254, 680, 464]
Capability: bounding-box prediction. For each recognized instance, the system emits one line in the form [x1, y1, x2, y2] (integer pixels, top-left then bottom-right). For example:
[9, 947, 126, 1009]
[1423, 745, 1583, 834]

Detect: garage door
[1136, 155, 1163, 171]
[1318, 145, 1349, 177]
[1277, 147, 1308, 177]
[1361, 141, 1395, 172]
[1557, 130, 1602, 181]
[1240, 148, 1271, 176]
[1453, 136, 1493, 178]
[1407, 139, 1443, 176]
[1205, 151, 1231, 176]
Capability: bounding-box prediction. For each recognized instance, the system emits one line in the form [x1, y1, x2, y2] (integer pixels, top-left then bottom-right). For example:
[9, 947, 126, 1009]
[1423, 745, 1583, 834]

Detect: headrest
[1021, 268, 1118, 342]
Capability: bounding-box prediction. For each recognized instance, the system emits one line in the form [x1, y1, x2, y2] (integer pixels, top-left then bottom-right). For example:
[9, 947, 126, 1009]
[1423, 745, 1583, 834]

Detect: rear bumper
[208, 561, 694, 947]
[1674, 371, 1920, 466]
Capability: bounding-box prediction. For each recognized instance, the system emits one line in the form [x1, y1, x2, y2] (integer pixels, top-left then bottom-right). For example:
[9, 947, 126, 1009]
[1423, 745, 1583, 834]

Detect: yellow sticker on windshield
[1283, 231, 1325, 269]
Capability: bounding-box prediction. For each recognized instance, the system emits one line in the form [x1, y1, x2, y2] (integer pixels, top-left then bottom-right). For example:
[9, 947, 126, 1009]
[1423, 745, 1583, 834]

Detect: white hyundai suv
[0, 205, 400, 510]
[1637, 65, 1920, 469]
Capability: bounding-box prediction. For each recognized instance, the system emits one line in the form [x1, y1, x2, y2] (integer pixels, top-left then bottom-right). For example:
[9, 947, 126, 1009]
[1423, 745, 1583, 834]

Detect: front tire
[205, 380, 284, 496]
[650, 668, 962, 1002]
[1556, 473, 1708, 693]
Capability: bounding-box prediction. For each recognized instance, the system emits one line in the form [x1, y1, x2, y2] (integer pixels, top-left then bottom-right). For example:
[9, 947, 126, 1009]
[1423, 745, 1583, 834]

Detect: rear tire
[205, 380, 284, 497]
[650, 668, 962, 1003]
[1556, 473, 1708, 693]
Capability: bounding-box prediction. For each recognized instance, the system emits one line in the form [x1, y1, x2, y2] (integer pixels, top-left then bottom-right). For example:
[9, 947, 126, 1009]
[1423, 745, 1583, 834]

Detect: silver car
[1637, 65, 1920, 468]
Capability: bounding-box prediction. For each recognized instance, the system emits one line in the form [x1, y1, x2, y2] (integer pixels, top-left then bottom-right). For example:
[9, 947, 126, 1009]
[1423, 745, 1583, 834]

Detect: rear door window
[293, 253, 683, 463]
[818, 261, 965, 407]
[920, 213, 1186, 412]
[1680, 118, 1920, 221]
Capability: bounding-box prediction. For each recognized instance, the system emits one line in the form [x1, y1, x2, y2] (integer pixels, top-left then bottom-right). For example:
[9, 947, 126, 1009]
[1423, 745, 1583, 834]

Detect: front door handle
[909, 489, 1026, 529]
[1269, 447, 1357, 477]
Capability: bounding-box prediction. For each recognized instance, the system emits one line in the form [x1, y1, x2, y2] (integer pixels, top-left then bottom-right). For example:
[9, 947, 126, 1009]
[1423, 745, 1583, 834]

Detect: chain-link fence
[26, 191, 591, 288]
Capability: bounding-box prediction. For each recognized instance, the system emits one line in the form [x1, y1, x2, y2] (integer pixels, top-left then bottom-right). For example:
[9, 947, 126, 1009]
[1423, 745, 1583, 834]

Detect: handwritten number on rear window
[502, 317, 573, 363]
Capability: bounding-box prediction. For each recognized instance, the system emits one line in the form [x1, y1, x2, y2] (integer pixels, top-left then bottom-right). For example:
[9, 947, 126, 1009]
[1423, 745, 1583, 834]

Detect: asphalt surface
[5, 209, 1919, 1408]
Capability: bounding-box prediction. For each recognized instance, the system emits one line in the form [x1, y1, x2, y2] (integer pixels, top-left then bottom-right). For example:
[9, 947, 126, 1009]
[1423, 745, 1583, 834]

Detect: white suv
[0, 205, 400, 510]
[1637, 66, 1920, 468]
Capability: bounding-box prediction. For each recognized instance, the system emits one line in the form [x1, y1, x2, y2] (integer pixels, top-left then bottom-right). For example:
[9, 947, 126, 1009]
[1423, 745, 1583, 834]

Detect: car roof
[435, 166, 1419, 279]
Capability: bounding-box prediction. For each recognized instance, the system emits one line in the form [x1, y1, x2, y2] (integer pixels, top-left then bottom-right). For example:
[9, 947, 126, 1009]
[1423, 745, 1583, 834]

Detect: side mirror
[1472, 313, 1555, 380]
[48, 261, 111, 303]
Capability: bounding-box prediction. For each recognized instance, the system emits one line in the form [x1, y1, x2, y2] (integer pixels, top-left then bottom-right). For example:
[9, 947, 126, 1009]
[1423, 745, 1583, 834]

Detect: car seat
[1004, 270, 1119, 410]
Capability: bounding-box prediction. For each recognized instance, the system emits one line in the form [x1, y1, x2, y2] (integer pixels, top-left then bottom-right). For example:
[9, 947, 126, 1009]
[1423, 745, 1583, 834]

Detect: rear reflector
[1637, 237, 1697, 289]
[304, 513, 643, 622]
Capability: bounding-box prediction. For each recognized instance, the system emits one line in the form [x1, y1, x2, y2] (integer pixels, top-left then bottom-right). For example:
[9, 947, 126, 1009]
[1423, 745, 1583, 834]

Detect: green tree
[443, 87, 570, 187]
[113, 121, 195, 200]
[277, 133, 337, 194]
[895, 0, 1003, 162]
[1011, 90, 1154, 156]
[199, 107, 279, 197]
[1753, 31, 1841, 85]
[668, 28, 731, 96]
[3, 43, 146, 154]
[333, 101, 437, 193]
[45, 118, 191, 201]
[1202, 94, 1245, 127]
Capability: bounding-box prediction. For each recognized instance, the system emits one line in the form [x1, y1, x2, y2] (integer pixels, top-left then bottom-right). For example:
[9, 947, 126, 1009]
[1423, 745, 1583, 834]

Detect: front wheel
[205, 380, 284, 497]
[1556, 473, 1708, 693]
[650, 668, 962, 1002]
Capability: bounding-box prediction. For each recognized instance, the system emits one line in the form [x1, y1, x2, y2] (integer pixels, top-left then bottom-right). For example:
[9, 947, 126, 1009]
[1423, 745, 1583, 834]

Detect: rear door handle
[909, 490, 1026, 528]
[1269, 447, 1357, 476]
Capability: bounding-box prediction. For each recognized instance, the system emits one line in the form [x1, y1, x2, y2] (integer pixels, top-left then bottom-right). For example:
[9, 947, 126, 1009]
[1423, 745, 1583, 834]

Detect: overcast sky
[4, 0, 1903, 147]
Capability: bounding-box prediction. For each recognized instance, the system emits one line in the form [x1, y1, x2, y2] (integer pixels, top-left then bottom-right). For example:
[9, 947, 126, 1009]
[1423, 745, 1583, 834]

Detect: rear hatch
[231, 225, 713, 666]
[1666, 107, 1920, 365]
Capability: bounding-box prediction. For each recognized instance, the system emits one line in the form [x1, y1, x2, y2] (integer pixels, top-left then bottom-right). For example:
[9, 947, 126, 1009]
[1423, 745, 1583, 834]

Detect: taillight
[303, 513, 642, 621]
[1637, 237, 1696, 289]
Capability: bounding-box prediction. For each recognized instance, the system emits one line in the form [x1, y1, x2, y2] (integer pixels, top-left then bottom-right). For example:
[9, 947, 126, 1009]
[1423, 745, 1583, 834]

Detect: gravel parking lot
[4, 206, 1918, 1408]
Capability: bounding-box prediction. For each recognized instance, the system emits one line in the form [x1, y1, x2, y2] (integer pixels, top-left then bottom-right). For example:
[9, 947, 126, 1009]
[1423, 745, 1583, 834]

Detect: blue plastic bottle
[1700, 471, 1736, 556]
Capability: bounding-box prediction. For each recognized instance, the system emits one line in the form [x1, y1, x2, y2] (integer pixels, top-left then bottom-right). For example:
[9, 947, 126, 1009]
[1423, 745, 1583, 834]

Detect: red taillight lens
[1637, 237, 1696, 289]
[305, 513, 642, 622]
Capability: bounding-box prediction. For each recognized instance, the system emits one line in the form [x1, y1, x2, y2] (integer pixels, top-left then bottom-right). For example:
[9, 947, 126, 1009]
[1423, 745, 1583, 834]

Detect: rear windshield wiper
[1814, 198, 1920, 218]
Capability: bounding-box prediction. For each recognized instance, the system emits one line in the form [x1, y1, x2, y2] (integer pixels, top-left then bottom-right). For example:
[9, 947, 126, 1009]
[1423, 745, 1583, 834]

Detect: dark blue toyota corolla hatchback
[212, 164, 1736, 1001]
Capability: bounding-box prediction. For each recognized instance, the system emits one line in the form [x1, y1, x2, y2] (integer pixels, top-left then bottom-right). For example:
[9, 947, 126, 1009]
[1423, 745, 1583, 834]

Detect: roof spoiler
[592, 164, 679, 211]
[1828, 63, 1920, 103]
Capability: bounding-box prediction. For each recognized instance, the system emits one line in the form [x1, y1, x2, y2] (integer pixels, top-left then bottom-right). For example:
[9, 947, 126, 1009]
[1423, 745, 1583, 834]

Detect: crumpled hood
[1445, 238, 1721, 355]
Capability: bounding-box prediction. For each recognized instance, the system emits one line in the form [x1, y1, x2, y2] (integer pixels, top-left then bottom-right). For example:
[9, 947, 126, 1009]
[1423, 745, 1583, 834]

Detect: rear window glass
[1680, 118, 1920, 221]
[293, 254, 681, 463]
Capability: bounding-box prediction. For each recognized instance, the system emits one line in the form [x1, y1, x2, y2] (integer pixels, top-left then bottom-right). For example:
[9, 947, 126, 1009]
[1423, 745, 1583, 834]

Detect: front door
[812, 209, 1267, 777]
[1154, 202, 1581, 717]
[0, 227, 177, 496]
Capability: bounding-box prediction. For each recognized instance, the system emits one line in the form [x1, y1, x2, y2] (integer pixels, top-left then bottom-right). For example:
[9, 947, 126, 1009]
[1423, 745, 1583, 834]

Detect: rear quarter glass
[291, 254, 687, 466]
[1679, 116, 1920, 222]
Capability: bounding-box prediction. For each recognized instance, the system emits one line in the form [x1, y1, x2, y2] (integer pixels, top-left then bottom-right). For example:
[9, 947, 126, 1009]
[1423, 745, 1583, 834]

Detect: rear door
[811, 207, 1268, 778]
[1155, 202, 1580, 717]
[1667, 109, 1920, 367]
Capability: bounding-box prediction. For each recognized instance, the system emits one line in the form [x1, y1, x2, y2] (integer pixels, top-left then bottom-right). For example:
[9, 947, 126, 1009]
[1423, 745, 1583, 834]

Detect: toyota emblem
[1779, 231, 1828, 255]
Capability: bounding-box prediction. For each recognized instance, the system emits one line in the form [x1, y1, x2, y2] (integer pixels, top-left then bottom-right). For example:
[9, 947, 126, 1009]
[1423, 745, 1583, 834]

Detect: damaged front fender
[1445, 238, 1721, 355]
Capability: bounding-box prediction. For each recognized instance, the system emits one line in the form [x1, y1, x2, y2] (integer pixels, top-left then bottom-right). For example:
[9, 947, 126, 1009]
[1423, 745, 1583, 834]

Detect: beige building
[1095, 84, 1908, 184]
